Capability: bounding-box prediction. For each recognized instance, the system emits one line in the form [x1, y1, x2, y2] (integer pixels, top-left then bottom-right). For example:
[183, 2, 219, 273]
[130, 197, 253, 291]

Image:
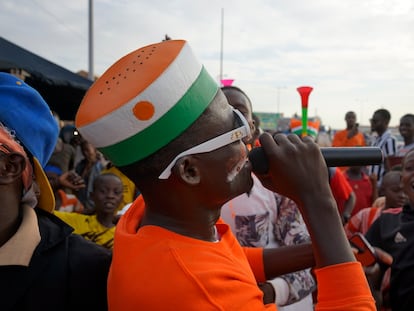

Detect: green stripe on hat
[99, 66, 218, 166]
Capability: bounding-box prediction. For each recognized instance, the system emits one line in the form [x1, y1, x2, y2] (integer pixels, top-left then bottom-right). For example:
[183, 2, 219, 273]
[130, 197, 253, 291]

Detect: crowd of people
[1, 38, 414, 311]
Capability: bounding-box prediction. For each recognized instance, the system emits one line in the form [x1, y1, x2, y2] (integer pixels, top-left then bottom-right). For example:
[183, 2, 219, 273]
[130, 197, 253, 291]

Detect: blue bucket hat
[0, 72, 59, 212]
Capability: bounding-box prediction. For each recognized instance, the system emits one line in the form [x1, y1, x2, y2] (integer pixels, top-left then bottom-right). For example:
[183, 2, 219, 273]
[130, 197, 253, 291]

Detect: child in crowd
[344, 170, 406, 238]
[363, 169, 410, 310]
[101, 161, 139, 214]
[55, 173, 123, 249]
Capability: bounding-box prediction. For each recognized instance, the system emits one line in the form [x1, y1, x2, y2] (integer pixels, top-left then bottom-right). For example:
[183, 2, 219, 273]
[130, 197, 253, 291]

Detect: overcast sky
[1, 0, 413, 129]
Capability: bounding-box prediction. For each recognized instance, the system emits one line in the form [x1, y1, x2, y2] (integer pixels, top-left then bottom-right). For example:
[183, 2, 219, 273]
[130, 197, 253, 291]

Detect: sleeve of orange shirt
[315, 262, 376, 310]
[244, 249, 376, 310]
[243, 247, 266, 283]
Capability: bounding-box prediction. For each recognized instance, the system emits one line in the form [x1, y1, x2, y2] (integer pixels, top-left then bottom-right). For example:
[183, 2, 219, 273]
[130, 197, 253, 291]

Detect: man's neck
[0, 207, 21, 247]
[140, 206, 221, 242]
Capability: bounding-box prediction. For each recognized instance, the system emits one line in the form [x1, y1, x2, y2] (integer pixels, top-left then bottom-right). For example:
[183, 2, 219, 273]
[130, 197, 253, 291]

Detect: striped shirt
[368, 130, 397, 187]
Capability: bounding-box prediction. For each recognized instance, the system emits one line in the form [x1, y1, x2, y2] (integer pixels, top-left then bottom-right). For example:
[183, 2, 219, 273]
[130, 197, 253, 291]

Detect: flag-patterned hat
[75, 40, 219, 167]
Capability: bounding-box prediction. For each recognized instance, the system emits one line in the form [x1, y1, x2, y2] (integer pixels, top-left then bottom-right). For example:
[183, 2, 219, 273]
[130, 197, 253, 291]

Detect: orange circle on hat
[133, 101, 155, 121]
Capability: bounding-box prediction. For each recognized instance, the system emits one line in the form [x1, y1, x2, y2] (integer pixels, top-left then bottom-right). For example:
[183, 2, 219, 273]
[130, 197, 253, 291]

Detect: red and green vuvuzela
[297, 86, 313, 137]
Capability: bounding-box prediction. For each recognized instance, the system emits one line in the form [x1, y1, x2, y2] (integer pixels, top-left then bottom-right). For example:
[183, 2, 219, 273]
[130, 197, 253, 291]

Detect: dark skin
[222, 87, 256, 143]
[370, 111, 389, 137]
[139, 98, 250, 241]
[79, 141, 99, 179]
[0, 152, 26, 247]
[90, 174, 124, 228]
[257, 133, 355, 266]
[345, 111, 360, 139]
[370, 109, 393, 174]
[399, 114, 414, 147]
[222, 86, 315, 302]
[137, 90, 354, 279]
[343, 193, 357, 224]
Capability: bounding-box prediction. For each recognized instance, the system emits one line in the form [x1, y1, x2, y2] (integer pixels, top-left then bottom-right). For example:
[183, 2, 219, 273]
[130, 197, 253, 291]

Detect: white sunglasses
[158, 109, 251, 179]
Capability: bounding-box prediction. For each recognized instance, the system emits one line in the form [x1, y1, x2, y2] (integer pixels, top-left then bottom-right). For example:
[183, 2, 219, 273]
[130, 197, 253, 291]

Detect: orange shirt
[332, 129, 366, 147]
[108, 196, 375, 311]
[56, 189, 84, 213]
[315, 263, 375, 310]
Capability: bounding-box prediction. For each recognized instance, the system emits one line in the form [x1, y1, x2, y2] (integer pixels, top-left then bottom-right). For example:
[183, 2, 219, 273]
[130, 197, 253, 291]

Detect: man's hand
[347, 123, 359, 139]
[255, 133, 330, 206]
[59, 170, 85, 191]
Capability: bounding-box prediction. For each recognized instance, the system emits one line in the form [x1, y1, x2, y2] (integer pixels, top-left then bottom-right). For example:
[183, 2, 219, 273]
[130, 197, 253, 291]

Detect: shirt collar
[0, 205, 41, 266]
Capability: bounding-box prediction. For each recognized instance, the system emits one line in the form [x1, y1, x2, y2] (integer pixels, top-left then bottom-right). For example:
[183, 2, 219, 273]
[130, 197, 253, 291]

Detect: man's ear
[0, 153, 26, 185]
[174, 156, 201, 185]
[249, 120, 256, 135]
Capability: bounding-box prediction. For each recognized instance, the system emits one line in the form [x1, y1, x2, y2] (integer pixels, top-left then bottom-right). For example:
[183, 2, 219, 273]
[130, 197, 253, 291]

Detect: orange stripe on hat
[76, 40, 186, 127]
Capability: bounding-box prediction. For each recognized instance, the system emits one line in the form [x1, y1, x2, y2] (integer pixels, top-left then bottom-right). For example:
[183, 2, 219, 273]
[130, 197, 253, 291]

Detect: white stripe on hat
[78, 42, 202, 148]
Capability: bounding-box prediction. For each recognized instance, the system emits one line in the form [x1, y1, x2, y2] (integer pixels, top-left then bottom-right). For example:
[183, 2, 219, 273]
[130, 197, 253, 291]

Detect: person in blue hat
[0, 72, 111, 311]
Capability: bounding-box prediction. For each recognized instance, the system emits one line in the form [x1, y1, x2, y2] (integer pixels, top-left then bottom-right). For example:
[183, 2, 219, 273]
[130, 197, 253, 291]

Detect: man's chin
[238, 169, 254, 197]
[246, 172, 254, 193]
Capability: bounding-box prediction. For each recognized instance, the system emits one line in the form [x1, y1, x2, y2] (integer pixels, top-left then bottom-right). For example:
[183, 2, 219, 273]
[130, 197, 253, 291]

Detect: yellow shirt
[54, 211, 115, 249]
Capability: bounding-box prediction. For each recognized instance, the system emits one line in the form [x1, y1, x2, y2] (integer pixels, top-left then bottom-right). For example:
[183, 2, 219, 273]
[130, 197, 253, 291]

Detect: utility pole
[88, 0, 94, 81]
[219, 8, 224, 84]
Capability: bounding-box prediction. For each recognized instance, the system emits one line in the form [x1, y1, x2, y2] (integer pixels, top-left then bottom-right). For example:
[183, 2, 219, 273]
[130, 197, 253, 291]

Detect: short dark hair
[375, 109, 391, 122]
[93, 173, 122, 191]
[221, 85, 253, 111]
[400, 114, 414, 123]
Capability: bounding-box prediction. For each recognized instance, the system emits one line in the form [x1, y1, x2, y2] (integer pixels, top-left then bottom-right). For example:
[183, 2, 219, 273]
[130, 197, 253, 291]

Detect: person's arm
[256, 133, 356, 267]
[346, 123, 359, 139]
[267, 270, 315, 306]
[255, 132, 376, 310]
[262, 244, 315, 280]
[369, 173, 378, 203]
[331, 167, 355, 224]
[342, 191, 356, 224]
[383, 137, 398, 172]
[59, 170, 86, 191]
[242, 243, 314, 285]
[343, 209, 364, 238]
